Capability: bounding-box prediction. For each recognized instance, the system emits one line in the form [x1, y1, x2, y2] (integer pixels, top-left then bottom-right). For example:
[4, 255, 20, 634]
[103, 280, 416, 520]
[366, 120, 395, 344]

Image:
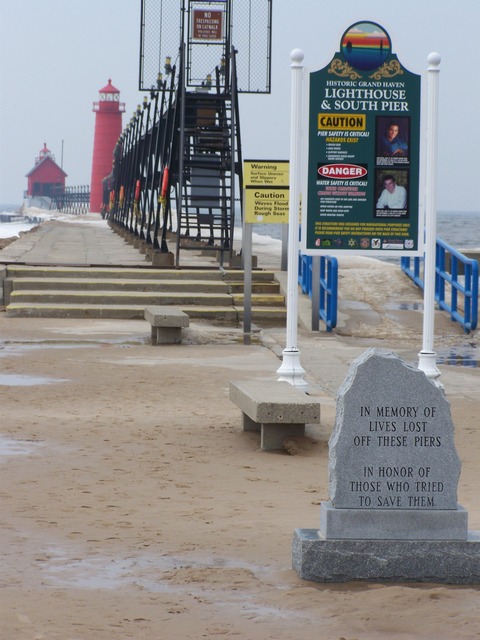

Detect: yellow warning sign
[245, 188, 289, 224]
[244, 160, 289, 224]
[317, 113, 366, 131]
[244, 160, 289, 187]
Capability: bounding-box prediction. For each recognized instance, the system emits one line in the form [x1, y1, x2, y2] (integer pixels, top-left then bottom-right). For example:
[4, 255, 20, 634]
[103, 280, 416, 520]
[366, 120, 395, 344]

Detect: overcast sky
[1, 0, 479, 213]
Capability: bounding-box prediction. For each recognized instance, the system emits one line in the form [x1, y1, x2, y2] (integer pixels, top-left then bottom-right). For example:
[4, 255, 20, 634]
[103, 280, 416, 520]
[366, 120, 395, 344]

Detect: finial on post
[427, 52, 441, 69]
[290, 49, 304, 66]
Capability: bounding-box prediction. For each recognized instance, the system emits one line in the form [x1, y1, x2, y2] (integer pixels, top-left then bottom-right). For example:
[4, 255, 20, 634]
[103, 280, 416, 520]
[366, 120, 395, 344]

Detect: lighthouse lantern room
[90, 79, 125, 213]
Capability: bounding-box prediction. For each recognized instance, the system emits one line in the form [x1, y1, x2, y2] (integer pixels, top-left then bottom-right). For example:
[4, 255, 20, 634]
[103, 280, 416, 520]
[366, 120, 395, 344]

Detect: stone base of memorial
[292, 529, 480, 584]
[293, 349, 480, 584]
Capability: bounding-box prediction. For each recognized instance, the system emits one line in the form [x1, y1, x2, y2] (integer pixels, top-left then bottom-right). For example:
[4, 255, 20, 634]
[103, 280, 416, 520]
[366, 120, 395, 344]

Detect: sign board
[303, 21, 422, 256]
[244, 160, 289, 223]
[192, 9, 224, 41]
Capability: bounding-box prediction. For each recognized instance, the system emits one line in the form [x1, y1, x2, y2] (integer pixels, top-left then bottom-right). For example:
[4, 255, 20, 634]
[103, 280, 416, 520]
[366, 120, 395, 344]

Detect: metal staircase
[175, 79, 241, 263]
[106, 0, 272, 268]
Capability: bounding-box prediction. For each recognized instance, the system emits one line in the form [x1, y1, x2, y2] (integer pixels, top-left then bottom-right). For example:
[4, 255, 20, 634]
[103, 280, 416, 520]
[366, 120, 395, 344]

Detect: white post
[277, 49, 307, 389]
[418, 52, 442, 387]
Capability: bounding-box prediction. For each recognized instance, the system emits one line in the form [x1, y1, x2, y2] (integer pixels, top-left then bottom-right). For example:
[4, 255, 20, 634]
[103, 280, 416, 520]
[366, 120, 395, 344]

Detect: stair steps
[3, 266, 286, 325]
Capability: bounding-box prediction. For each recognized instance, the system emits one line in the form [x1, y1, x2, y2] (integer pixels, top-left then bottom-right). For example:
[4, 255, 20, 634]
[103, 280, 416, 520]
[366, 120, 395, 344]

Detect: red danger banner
[192, 10, 224, 41]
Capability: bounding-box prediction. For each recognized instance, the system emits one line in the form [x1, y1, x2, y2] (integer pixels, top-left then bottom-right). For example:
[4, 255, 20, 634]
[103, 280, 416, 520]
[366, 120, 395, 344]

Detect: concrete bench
[229, 379, 321, 451]
[144, 306, 189, 345]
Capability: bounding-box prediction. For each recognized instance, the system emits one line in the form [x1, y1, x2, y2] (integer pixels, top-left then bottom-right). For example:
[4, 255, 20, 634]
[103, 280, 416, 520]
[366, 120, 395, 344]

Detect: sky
[1, 0, 479, 212]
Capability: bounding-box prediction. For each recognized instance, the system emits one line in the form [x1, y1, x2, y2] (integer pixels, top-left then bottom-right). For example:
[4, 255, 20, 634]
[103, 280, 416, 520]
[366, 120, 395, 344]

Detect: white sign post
[418, 53, 442, 387]
[277, 49, 307, 389]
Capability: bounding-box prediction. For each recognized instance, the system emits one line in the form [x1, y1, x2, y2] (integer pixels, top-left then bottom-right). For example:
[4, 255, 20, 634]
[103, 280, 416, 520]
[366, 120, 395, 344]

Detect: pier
[0, 214, 479, 638]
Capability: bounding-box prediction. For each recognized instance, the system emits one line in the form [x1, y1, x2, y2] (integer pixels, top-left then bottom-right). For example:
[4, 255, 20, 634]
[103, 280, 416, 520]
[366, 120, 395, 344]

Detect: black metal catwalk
[50, 185, 91, 215]
[104, 45, 241, 268]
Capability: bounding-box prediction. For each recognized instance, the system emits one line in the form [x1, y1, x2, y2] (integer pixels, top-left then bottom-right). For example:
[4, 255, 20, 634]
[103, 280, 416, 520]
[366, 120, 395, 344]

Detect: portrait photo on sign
[376, 117, 410, 166]
[375, 170, 409, 218]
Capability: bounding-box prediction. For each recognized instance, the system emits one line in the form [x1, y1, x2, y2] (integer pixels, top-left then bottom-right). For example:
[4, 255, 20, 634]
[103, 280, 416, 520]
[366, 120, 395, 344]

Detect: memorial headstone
[293, 349, 480, 583]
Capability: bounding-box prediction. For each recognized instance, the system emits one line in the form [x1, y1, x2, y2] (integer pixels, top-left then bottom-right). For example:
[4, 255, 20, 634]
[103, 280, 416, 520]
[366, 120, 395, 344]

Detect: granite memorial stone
[292, 349, 480, 583]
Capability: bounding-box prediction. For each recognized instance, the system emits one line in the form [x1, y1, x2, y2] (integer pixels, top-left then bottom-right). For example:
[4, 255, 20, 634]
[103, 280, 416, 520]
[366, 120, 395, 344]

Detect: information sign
[244, 160, 289, 223]
[192, 9, 224, 41]
[303, 21, 422, 256]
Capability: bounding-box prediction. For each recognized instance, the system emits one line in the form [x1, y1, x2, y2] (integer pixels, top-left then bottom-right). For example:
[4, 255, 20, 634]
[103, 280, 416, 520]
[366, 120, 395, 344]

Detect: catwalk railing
[50, 186, 91, 215]
[297, 239, 478, 335]
[401, 239, 479, 332]
[106, 64, 178, 253]
[105, 44, 242, 267]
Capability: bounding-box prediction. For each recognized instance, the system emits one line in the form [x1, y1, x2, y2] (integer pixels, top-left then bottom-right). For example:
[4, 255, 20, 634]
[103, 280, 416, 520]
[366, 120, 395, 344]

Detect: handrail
[320, 255, 338, 332]
[401, 239, 478, 332]
[50, 185, 90, 215]
[298, 254, 338, 331]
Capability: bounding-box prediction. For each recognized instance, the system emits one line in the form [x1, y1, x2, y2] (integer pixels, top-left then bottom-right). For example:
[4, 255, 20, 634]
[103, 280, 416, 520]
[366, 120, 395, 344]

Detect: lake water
[251, 210, 480, 252]
[1, 205, 479, 253]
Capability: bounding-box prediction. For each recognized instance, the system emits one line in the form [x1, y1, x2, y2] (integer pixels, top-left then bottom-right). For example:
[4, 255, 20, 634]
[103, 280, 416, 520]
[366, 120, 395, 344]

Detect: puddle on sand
[42, 551, 310, 621]
[0, 373, 69, 386]
[0, 339, 145, 358]
[44, 551, 270, 592]
[385, 301, 424, 311]
[339, 300, 372, 310]
[437, 344, 479, 368]
[0, 435, 42, 457]
[0, 342, 87, 358]
[46, 556, 142, 590]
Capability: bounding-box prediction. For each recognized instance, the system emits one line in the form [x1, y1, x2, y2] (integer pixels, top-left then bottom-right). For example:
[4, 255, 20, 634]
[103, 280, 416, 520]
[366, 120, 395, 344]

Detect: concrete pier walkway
[0, 216, 204, 267]
[1, 212, 477, 392]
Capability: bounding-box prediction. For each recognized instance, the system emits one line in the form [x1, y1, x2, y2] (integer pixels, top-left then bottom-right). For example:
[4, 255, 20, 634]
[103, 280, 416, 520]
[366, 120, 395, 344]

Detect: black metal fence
[105, 63, 179, 253]
[105, 42, 242, 267]
[105, 0, 271, 267]
[139, 0, 272, 94]
[50, 185, 91, 215]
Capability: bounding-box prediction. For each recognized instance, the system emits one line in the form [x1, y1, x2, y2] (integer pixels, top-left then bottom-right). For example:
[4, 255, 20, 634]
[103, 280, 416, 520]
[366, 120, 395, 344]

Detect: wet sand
[1, 219, 479, 639]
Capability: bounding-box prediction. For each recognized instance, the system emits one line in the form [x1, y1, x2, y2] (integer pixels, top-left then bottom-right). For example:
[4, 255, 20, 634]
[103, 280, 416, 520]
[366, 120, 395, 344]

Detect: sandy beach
[1, 219, 479, 639]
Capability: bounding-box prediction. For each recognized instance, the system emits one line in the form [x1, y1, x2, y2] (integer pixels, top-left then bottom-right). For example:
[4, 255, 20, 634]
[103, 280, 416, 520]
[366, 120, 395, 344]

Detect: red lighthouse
[25, 143, 67, 205]
[90, 79, 125, 213]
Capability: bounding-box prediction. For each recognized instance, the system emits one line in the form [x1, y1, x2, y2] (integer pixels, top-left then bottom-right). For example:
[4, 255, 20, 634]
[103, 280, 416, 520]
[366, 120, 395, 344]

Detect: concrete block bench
[144, 306, 189, 345]
[229, 379, 321, 451]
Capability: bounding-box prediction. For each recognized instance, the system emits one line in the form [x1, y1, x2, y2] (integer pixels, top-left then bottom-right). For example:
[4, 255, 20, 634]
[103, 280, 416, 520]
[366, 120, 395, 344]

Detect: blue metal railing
[298, 239, 477, 334]
[401, 239, 478, 332]
[298, 254, 338, 331]
[299, 253, 312, 296]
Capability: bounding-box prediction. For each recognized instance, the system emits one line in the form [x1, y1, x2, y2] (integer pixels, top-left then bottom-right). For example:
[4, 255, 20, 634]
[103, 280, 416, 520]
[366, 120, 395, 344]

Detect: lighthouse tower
[90, 79, 125, 213]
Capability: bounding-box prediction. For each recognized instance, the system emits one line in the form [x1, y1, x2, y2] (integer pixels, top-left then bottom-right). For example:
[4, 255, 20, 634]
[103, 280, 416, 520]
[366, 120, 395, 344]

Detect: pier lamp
[165, 56, 172, 75]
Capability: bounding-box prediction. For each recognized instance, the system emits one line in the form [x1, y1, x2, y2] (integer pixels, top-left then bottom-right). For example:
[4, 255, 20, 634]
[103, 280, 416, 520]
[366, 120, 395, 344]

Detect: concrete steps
[4, 265, 278, 281]
[3, 266, 286, 325]
[4, 266, 225, 280]
[6, 277, 231, 294]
